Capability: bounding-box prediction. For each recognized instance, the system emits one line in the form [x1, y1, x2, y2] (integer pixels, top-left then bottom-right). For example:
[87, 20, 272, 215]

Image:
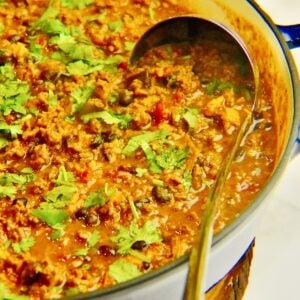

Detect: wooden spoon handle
[185, 113, 252, 300]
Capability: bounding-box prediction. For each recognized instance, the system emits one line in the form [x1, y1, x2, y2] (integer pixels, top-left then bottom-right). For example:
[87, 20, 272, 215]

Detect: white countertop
[244, 1, 300, 299]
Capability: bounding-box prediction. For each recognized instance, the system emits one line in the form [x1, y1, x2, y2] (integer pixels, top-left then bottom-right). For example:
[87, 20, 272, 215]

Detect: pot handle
[276, 25, 300, 158]
[277, 24, 300, 49]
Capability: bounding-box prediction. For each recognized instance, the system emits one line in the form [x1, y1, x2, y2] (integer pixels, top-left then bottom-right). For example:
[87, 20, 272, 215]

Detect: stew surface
[0, 1, 276, 299]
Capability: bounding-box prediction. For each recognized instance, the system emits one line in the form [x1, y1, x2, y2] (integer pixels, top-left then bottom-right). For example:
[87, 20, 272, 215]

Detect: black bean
[13, 198, 28, 207]
[98, 245, 116, 256]
[131, 240, 147, 250]
[101, 131, 119, 143]
[10, 34, 21, 43]
[75, 208, 89, 220]
[152, 186, 172, 204]
[142, 261, 151, 270]
[91, 134, 103, 148]
[85, 212, 99, 226]
[118, 90, 134, 107]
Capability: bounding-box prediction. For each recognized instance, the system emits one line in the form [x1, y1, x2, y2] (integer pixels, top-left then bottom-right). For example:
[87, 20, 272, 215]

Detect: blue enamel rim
[66, 2, 300, 299]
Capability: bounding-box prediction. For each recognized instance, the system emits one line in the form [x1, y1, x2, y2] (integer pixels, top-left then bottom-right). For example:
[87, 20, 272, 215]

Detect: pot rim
[66, 2, 300, 299]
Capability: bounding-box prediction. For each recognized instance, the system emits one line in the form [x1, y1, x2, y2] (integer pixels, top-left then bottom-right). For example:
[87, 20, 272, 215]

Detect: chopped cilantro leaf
[37, 19, 69, 35]
[34, 5, 59, 26]
[84, 189, 106, 208]
[48, 90, 58, 106]
[88, 230, 101, 247]
[111, 221, 162, 255]
[135, 168, 147, 177]
[12, 237, 35, 254]
[61, 0, 94, 9]
[155, 147, 189, 170]
[0, 283, 30, 300]
[0, 122, 22, 138]
[50, 223, 66, 240]
[31, 208, 69, 226]
[53, 165, 75, 185]
[74, 247, 89, 257]
[109, 259, 142, 283]
[0, 81, 31, 115]
[0, 63, 15, 81]
[183, 108, 199, 128]
[0, 172, 35, 186]
[122, 129, 169, 156]
[71, 84, 95, 114]
[124, 41, 135, 52]
[30, 44, 45, 62]
[0, 137, 8, 149]
[81, 110, 132, 128]
[44, 185, 77, 206]
[140, 142, 162, 174]
[49, 33, 76, 53]
[66, 60, 103, 76]
[108, 20, 123, 32]
[182, 170, 192, 190]
[0, 186, 16, 198]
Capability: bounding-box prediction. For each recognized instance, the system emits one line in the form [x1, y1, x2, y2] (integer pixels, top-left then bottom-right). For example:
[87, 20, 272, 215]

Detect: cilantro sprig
[109, 259, 142, 283]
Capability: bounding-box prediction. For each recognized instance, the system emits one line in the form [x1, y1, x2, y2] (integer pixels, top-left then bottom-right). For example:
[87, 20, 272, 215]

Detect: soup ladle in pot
[130, 16, 258, 300]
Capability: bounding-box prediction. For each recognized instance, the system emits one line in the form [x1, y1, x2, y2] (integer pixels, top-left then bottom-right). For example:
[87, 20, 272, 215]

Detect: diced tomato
[172, 90, 183, 103]
[118, 61, 128, 71]
[151, 101, 170, 125]
[78, 170, 89, 183]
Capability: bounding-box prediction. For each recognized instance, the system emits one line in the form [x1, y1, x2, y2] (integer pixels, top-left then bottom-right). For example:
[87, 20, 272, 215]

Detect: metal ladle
[130, 16, 258, 300]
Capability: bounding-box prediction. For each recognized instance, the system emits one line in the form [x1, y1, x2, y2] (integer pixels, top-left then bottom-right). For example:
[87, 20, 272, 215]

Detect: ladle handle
[277, 24, 300, 49]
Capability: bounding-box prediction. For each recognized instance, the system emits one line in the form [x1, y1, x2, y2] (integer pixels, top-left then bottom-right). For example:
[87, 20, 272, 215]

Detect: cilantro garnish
[0, 186, 16, 198]
[66, 60, 103, 76]
[61, 0, 94, 9]
[0, 283, 30, 300]
[155, 147, 189, 170]
[122, 129, 169, 156]
[0, 122, 22, 138]
[81, 110, 132, 128]
[53, 165, 75, 185]
[111, 221, 162, 255]
[71, 84, 95, 114]
[182, 170, 192, 190]
[74, 247, 89, 257]
[37, 19, 69, 36]
[0, 63, 15, 81]
[88, 230, 101, 247]
[183, 108, 200, 129]
[31, 208, 69, 226]
[84, 189, 107, 208]
[108, 259, 142, 283]
[29, 44, 46, 62]
[107, 20, 123, 32]
[0, 137, 8, 149]
[12, 237, 35, 254]
[50, 223, 66, 240]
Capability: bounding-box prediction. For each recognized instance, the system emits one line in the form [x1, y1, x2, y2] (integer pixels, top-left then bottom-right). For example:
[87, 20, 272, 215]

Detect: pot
[69, 1, 300, 299]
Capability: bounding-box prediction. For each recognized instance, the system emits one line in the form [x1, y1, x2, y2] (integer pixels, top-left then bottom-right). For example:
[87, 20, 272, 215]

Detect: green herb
[38, 19, 69, 35]
[108, 259, 142, 283]
[0, 186, 16, 198]
[84, 189, 106, 208]
[81, 110, 132, 128]
[128, 198, 139, 219]
[53, 165, 75, 185]
[50, 223, 66, 240]
[74, 247, 89, 257]
[0, 122, 22, 138]
[135, 168, 147, 177]
[65, 287, 80, 297]
[4, 239, 11, 249]
[0, 81, 31, 115]
[0, 172, 35, 186]
[48, 90, 58, 106]
[0, 63, 15, 81]
[124, 41, 135, 52]
[155, 147, 189, 170]
[82, 264, 90, 270]
[0, 283, 30, 300]
[29, 44, 45, 62]
[182, 170, 192, 190]
[183, 108, 199, 129]
[34, 5, 59, 27]
[140, 142, 162, 174]
[12, 237, 35, 254]
[108, 20, 123, 32]
[66, 60, 103, 76]
[31, 208, 69, 226]
[206, 79, 234, 95]
[152, 179, 164, 186]
[88, 230, 101, 247]
[111, 220, 162, 255]
[71, 84, 95, 114]
[61, 0, 94, 9]
[0, 137, 8, 149]
[44, 185, 77, 206]
[122, 129, 169, 156]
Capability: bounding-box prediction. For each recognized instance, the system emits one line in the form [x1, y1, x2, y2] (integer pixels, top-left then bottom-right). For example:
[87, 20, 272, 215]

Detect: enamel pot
[70, 1, 300, 299]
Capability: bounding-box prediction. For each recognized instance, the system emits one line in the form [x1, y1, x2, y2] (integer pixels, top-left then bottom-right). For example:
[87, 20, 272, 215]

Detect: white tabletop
[244, 1, 300, 299]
